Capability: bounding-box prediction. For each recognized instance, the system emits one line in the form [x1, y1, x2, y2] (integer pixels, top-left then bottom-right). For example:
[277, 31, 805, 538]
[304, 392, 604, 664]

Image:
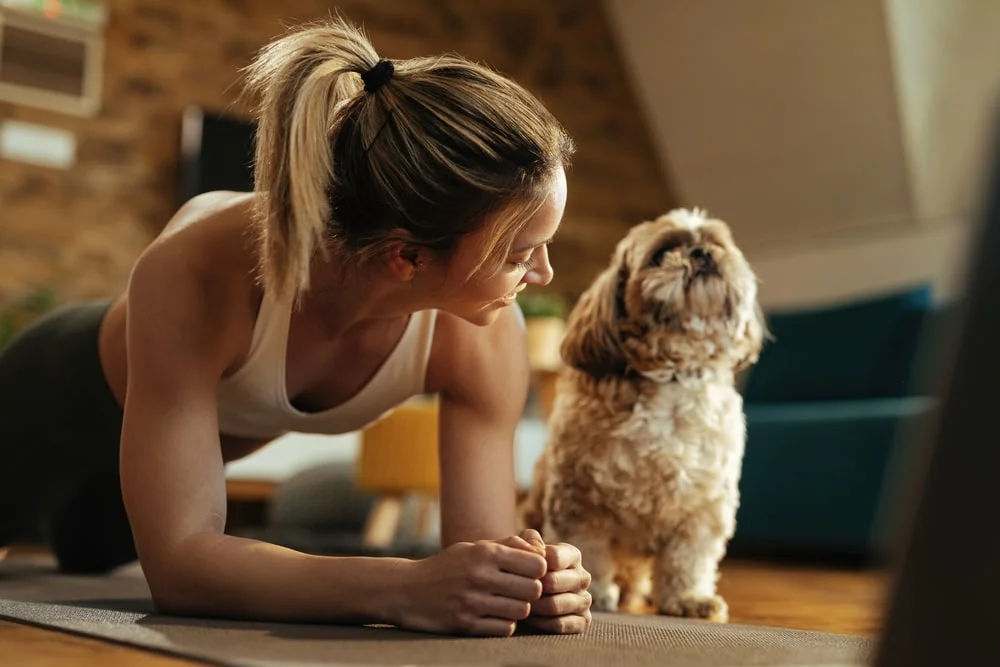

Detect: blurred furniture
[225, 480, 277, 502]
[224, 480, 278, 534]
[533, 368, 560, 420]
[522, 297, 568, 420]
[354, 362, 563, 548]
[355, 397, 440, 548]
[734, 285, 955, 558]
[525, 315, 565, 373]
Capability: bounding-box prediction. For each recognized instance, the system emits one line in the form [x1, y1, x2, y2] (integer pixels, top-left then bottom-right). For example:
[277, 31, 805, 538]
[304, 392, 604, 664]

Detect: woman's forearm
[147, 532, 413, 625]
[440, 507, 518, 547]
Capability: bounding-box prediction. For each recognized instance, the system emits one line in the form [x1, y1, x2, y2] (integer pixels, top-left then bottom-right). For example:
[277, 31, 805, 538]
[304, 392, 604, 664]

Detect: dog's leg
[615, 554, 653, 614]
[651, 515, 729, 622]
[549, 524, 620, 612]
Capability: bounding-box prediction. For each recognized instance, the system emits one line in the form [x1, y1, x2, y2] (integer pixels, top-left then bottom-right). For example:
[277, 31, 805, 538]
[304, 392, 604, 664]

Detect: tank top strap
[232, 288, 292, 384]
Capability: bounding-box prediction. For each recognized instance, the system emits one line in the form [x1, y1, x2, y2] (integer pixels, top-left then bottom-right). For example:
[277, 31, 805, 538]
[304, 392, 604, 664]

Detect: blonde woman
[0, 17, 591, 636]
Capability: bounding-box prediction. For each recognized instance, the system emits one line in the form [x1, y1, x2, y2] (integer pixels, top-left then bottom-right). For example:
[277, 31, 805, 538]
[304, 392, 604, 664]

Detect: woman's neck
[298, 259, 432, 338]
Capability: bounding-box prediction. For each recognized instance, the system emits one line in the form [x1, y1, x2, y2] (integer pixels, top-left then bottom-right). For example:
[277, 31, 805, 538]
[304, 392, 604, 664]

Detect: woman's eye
[511, 257, 534, 271]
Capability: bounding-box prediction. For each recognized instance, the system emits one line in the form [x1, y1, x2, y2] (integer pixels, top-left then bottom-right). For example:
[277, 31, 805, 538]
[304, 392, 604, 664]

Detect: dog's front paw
[657, 594, 728, 622]
[588, 580, 621, 612]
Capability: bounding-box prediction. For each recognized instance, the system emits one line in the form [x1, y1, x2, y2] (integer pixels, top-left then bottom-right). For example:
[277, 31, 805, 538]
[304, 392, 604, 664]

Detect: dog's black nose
[690, 247, 714, 272]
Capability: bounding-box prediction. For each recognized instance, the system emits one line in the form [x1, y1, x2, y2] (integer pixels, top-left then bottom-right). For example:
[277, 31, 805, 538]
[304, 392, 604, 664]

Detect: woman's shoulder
[136, 191, 260, 289]
[154, 190, 257, 252]
[424, 307, 529, 398]
[125, 191, 262, 359]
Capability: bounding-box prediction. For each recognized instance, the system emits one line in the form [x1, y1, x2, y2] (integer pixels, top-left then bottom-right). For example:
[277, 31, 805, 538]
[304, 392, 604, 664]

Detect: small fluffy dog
[520, 209, 765, 622]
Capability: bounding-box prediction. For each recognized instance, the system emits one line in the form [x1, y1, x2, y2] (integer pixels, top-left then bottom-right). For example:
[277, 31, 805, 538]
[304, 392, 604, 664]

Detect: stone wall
[0, 0, 673, 306]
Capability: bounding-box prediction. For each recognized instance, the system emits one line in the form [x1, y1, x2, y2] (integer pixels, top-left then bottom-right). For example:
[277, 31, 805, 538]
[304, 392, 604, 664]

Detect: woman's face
[432, 167, 567, 327]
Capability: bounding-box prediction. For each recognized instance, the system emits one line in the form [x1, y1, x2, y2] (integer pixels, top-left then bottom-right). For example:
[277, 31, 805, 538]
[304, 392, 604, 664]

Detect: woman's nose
[525, 246, 554, 287]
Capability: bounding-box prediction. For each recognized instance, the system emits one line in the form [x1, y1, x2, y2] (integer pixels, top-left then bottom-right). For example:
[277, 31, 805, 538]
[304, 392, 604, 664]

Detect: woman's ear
[383, 236, 427, 281]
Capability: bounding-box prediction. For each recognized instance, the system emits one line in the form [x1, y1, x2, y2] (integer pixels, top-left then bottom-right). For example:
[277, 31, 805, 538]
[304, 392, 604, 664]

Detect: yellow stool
[356, 396, 440, 548]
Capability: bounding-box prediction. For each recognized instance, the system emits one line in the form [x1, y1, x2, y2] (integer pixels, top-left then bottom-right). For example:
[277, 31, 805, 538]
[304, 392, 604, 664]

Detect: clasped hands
[406, 528, 592, 636]
[515, 528, 593, 634]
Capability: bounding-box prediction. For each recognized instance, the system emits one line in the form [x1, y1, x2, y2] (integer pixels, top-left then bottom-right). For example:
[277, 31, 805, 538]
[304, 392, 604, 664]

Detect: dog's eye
[651, 242, 681, 266]
[650, 230, 694, 266]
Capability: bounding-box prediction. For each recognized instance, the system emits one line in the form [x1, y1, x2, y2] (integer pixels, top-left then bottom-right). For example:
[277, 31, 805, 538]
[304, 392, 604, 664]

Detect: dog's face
[561, 209, 765, 380]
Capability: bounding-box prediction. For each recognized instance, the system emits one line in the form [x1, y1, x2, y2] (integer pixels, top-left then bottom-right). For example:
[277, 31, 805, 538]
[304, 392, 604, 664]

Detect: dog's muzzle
[689, 247, 717, 277]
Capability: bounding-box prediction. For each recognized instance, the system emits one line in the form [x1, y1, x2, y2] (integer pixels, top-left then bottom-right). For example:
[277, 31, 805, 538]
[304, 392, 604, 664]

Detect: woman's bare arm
[434, 306, 593, 634]
[119, 243, 411, 624]
[436, 306, 530, 545]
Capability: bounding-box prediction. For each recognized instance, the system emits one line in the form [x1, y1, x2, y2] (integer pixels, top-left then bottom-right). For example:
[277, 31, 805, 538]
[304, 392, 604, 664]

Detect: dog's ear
[734, 300, 769, 372]
[560, 263, 630, 376]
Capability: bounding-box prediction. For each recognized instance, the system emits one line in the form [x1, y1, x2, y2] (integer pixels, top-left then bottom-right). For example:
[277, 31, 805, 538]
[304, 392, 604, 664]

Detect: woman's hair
[242, 15, 575, 303]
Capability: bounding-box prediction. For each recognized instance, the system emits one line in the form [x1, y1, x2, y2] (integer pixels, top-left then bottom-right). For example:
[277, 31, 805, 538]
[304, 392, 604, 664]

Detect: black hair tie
[361, 60, 394, 93]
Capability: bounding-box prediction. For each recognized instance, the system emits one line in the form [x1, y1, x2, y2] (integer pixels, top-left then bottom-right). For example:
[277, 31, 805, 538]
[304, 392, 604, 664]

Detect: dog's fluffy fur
[520, 209, 765, 622]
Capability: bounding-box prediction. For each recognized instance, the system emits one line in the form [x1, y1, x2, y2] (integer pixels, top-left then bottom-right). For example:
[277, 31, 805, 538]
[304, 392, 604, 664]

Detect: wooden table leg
[362, 495, 403, 549]
[414, 495, 438, 541]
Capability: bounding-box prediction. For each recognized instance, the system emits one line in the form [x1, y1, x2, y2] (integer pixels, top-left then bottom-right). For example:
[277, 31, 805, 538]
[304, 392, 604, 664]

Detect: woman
[0, 17, 592, 636]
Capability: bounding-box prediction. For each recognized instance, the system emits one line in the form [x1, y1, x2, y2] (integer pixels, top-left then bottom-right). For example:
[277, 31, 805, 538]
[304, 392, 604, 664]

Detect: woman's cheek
[480, 271, 518, 298]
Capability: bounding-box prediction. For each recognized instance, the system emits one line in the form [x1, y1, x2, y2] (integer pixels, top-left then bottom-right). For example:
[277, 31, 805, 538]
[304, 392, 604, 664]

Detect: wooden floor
[0, 555, 888, 666]
[719, 558, 887, 636]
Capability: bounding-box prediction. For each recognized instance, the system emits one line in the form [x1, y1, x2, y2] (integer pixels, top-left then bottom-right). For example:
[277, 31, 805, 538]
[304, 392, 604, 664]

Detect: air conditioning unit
[0, 0, 107, 116]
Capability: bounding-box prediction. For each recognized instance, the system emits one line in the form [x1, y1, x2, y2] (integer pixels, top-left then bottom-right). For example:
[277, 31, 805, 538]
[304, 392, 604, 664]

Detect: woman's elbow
[134, 528, 225, 615]
[140, 547, 210, 616]
[146, 567, 199, 615]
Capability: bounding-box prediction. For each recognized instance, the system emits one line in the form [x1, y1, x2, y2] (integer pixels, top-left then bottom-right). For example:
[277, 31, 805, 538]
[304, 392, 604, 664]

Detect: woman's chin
[472, 312, 502, 327]
[468, 305, 505, 326]
[446, 299, 511, 327]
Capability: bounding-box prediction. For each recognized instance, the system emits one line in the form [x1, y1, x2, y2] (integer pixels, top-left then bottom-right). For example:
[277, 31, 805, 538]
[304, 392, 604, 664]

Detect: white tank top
[216, 290, 438, 439]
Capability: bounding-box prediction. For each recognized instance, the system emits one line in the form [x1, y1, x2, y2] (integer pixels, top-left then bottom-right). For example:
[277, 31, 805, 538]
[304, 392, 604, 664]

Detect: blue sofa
[732, 285, 956, 558]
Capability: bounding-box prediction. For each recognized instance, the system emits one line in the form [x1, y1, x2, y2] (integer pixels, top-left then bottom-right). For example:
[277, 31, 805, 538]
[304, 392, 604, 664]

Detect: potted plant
[517, 292, 569, 372]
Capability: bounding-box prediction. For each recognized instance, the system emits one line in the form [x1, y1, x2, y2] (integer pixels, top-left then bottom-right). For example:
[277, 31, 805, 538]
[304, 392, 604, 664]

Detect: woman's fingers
[519, 528, 545, 549]
[465, 591, 533, 623]
[544, 543, 581, 571]
[499, 534, 546, 558]
[541, 566, 590, 594]
[525, 608, 593, 634]
[508, 534, 586, 577]
[484, 570, 544, 601]
[489, 542, 547, 578]
[466, 616, 519, 637]
[531, 591, 592, 617]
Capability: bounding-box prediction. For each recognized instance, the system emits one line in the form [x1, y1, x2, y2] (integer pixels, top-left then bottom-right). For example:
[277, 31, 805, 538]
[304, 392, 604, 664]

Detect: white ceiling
[601, 0, 1000, 257]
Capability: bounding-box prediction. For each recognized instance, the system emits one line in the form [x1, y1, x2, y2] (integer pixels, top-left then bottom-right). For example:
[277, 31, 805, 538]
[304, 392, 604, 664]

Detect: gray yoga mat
[0, 556, 874, 667]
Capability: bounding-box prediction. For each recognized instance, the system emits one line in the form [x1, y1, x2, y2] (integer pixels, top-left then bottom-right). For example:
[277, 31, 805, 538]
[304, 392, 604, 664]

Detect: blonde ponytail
[243, 17, 378, 304]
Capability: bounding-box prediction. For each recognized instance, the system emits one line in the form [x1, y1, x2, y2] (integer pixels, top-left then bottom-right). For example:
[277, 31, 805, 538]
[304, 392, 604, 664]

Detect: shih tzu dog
[520, 209, 765, 622]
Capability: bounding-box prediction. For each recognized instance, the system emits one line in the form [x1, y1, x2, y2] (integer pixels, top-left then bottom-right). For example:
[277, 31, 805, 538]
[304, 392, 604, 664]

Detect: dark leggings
[0, 300, 136, 573]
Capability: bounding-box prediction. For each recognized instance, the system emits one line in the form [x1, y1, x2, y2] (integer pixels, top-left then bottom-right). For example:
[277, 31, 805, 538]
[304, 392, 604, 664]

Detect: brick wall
[0, 0, 673, 306]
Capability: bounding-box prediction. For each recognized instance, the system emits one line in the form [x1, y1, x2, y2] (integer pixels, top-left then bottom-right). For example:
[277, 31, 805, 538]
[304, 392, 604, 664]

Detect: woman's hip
[0, 299, 125, 489]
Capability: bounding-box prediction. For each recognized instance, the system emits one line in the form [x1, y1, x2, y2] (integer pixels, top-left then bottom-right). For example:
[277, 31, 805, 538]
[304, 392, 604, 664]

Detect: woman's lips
[496, 285, 526, 305]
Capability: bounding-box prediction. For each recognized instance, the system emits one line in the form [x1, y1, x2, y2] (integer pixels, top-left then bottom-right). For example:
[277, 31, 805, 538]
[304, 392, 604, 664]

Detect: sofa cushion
[734, 396, 935, 554]
[743, 396, 935, 424]
[742, 285, 933, 403]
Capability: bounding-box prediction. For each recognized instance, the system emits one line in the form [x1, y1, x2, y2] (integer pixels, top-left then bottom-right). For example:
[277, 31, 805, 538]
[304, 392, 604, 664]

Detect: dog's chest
[596, 383, 745, 510]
